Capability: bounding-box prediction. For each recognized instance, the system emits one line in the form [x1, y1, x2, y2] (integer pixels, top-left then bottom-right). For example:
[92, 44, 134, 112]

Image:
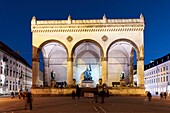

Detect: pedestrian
[11, 92, 14, 99]
[164, 92, 167, 99]
[18, 90, 22, 100]
[94, 84, 99, 103]
[160, 92, 163, 99]
[98, 78, 105, 103]
[147, 91, 152, 102]
[25, 90, 33, 110]
[76, 84, 80, 99]
[72, 90, 76, 99]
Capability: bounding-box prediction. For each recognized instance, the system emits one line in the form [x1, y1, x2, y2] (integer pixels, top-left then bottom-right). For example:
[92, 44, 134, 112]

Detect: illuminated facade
[0, 41, 32, 94]
[31, 14, 145, 91]
[144, 54, 170, 95]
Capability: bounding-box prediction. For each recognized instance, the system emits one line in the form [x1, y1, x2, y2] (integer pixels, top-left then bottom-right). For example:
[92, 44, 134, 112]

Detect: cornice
[35, 19, 144, 25]
[31, 17, 145, 33]
[31, 26, 144, 33]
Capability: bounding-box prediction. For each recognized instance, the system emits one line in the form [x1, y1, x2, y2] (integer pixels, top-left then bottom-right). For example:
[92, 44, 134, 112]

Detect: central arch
[71, 39, 104, 87]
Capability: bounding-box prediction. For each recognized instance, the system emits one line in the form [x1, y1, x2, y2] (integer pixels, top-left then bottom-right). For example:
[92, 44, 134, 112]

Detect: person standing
[25, 90, 33, 110]
[160, 92, 163, 99]
[94, 84, 99, 103]
[164, 92, 167, 99]
[147, 91, 152, 102]
[76, 84, 80, 99]
[98, 78, 105, 103]
[11, 92, 14, 99]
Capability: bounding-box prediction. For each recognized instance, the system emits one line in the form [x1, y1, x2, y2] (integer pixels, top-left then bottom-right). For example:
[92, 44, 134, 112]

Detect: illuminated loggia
[31, 14, 145, 89]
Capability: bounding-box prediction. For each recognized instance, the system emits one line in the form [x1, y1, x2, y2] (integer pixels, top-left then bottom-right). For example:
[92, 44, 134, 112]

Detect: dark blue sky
[0, 0, 170, 66]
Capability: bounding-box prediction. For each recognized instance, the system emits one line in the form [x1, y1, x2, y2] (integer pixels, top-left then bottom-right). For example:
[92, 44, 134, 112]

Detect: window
[166, 76, 168, 82]
[6, 65, 8, 76]
[10, 69, 12, 76]
[163, 67, 165, 71]
[13, 71, 15, 77]
[0, 66, 3, 74]
[166, 66, 168, 71]
[163, 76, 165, 82]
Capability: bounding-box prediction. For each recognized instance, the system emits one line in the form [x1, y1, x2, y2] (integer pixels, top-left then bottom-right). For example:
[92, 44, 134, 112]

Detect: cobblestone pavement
[0, 96, 170, 113]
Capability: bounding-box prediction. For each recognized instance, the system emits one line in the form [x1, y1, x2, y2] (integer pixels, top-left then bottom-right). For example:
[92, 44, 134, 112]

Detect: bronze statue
[51, 70, 55, 80]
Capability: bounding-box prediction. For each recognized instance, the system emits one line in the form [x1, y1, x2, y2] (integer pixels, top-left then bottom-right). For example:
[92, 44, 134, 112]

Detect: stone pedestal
[82, 80, 94, 88]
[120, 80, 125, 87]
[51, 80, 56, 88]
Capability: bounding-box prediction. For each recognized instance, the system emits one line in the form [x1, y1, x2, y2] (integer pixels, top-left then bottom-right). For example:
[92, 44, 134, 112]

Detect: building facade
[0, 41, 32, 94]
[31, 14, 145, 89]
[144, 53, 170, 95]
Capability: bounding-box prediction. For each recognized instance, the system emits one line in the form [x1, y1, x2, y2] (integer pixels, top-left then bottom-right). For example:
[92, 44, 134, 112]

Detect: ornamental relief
[102, 35, 108, 42]
[67, 36, 73, 42]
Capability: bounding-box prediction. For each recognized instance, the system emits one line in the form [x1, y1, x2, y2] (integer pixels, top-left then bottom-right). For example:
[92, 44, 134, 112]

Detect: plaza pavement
[0, 96, 170, 113]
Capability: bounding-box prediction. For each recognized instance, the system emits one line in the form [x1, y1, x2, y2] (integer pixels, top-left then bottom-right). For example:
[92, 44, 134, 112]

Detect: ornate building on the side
[31, 14, 145, 95]
[0, 41, 32, 95]
[144, 53, 170, 95]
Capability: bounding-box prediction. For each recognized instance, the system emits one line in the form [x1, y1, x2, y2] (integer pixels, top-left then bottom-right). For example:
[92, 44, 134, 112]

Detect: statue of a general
[84, 67, 92, 81]
[51, 70, 55, 80]
[120, 72, 125, 80]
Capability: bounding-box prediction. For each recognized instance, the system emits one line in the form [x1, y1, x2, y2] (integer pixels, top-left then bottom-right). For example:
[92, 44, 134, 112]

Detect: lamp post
[156, 66, 159, 95]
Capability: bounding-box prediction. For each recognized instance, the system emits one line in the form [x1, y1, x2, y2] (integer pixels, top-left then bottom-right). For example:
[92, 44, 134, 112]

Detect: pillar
[137, 58, 144, 87]
[32, 46, 39, 87]
[101, 57, 108, 84]
[43, 62, 49, 87]
[32, 59, 39, 87]
[67, 57, 73, 85]
[129, 49, 134, 86]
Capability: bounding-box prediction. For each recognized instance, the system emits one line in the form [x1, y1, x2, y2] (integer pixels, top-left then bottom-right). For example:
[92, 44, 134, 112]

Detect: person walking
[72, 90, 76, 99]
[25, 90, 33, 110]
[164, 92, 167, 99]
[98, 78, 105, 103]
[160, 92, 163, 99]
[76, 84, 80, 99]
[94, 84, 99, 103]
[147, 91, 152, 102]
[11, 92, 14, 99]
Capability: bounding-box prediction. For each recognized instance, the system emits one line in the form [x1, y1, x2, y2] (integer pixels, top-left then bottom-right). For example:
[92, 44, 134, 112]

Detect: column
[32, 59, 39, 87]
[129, 51, 134, 86]
[32, 46, 39, 87]
[101, 57, 108, 84]
[43, 62, 49, 87]
[137, 58, 144, 87]
[67, 57, 73, 85]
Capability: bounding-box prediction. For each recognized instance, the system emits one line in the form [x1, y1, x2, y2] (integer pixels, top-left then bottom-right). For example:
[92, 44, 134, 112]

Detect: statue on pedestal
[120, 72, 125, 80]
[51, 70, 55, 80]
[51, 70, 56, 88]
[83, 64, 92, 81]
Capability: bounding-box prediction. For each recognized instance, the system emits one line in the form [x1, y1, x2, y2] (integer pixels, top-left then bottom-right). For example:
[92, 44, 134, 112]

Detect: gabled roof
[0, 41, 31, 68]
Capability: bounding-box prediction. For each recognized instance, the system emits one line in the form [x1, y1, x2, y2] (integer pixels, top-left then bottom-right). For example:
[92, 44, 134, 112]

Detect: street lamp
[156, 66, 159, 95]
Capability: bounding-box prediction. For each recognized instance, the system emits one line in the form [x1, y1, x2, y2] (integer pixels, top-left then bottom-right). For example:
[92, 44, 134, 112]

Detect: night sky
[0, 0, 170, 66]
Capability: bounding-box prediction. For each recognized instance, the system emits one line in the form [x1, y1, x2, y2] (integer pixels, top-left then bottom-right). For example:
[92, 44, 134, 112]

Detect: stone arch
[71, 39, 104, 58]
[106, 38, 140, 59]
[36, 39, 68, 59]
[34, 39, 69, 86]
[106, 38, 140, 86]
[71, 39, 104, 86]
